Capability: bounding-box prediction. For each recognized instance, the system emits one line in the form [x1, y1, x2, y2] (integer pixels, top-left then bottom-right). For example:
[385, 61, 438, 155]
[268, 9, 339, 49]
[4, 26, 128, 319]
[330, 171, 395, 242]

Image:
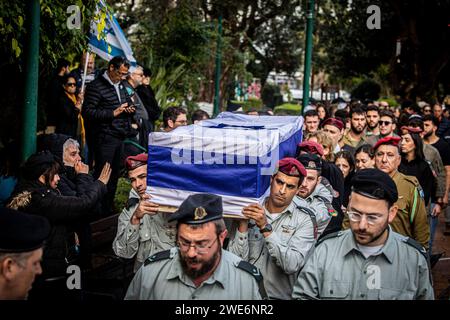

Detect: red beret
[125, 153, 148, 171]
[321, 118, 344, 131]
[298, 140, 324, 157]
[400, 126, 423, 134]
[276, 157, 307, 177]
[373, 136, 401, 150]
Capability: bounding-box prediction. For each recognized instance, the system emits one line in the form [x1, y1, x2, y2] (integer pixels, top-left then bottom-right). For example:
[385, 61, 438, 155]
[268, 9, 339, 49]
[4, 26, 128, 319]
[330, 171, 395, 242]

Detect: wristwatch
[260, 223, 273, 233]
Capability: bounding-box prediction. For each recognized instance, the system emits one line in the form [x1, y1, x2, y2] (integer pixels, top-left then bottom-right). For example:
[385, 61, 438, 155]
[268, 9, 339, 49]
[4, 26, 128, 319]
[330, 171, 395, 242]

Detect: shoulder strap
[144, 249, 172, 266]
[316, 230, 342, 247]
[126, 197, 140, 210]
[404, 237, 432, 283]
[296, 205, 318, 240]
[236, 260, 268, 300]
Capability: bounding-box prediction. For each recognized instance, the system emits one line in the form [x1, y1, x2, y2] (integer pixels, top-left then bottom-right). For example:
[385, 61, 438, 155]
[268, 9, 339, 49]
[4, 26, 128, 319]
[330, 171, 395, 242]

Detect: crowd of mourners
[0, 54, 449, 301]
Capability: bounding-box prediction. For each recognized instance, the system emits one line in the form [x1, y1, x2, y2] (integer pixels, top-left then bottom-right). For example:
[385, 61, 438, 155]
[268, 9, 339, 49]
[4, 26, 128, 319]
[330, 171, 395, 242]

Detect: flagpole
[81, 51, 90, 93]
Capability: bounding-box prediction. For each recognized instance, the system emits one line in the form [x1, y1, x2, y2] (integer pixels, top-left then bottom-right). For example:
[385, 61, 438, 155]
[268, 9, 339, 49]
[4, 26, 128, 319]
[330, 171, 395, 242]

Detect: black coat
[82, 73, 137, 139]
[135, 84, 161, 123]
[10, 176, 107, 278]
[55, 93, 80, 138]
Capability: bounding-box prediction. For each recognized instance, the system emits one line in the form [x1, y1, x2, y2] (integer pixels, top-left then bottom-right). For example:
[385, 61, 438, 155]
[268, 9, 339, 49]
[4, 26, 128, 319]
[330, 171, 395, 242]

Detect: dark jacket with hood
[9, 177, 106, 278]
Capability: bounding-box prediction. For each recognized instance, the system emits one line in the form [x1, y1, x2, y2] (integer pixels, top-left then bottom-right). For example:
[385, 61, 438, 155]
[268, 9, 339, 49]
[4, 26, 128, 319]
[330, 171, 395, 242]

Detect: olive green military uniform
[391, 171, 430, 250]
[342, 171, 429, 250]
[124, 247, 263, 300]
[292, 228, 434, 300]
[342, 132, 368, 149]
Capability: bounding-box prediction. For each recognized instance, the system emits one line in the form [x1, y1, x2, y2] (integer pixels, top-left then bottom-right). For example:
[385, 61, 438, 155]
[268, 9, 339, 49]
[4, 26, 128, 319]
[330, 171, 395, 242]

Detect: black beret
[297, 153, 322, 170]
[169, 193, 223, 224]
[22, 151, 57, 181]
[351, 168, 398, 204]
[0, 208, 51, 253]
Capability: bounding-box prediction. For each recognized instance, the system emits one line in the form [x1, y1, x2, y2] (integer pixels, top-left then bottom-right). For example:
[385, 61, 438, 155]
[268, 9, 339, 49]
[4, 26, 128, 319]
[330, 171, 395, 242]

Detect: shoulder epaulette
[404, 237, 428, 260]
[403, 237, 432, 283]
[144, 249, 172, 266]
[316, 230, 343, 247]
[402, 174, 420, 187]
[236, 261, 268, 300]
[126, 197, 140, 210]
[297, 206, 318, 240]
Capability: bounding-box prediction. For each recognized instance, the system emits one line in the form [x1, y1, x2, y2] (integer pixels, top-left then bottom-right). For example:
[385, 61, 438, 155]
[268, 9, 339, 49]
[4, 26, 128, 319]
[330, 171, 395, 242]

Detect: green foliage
[274, 103, 301, 116]
[114, 177, 131, 214]
[261, 84, 283, 109]
[351, 79, 381, 101]
[378, 97, 399, 107]
[149, 62, 186, 111]
[229, 99, 263, 112]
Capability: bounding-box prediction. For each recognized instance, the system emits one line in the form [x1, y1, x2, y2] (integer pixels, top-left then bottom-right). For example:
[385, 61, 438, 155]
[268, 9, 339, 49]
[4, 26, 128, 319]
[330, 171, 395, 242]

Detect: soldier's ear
[388, 204, 398, 223]
[219, 229, 228, 247]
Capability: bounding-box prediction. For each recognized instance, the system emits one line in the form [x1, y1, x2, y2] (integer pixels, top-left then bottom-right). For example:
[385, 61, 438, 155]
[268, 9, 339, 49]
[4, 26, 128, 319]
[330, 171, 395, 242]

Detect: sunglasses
[66, 83, 76, 87]
[423, 109, 432, 112]
[379, 120, 392, 126]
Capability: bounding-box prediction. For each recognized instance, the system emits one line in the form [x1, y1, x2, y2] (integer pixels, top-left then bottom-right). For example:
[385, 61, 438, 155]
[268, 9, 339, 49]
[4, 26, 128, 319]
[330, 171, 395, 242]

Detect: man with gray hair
[124, 65, 152, 152]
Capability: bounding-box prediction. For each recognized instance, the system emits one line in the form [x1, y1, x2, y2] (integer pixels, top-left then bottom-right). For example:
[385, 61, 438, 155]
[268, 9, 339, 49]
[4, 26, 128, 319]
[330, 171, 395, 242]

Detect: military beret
[297, 153, 322, 170]
[400, 126, 423, 134]
[277, 157, 307, 177]
[0, 207, 51, 253]
[373, 136, 401, 151]
[351, 168, 398, 204]
[125, 153, 148, 171]
[321, 118, 344, 131]
[22, 151, 57, 181]
[297, 140, 324, 157]
[168, 193, 223, 224]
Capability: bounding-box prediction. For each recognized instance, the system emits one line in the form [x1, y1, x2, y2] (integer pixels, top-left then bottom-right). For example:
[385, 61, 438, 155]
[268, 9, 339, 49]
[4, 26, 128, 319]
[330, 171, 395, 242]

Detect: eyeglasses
[66, 83, 76, 87]
[177, 237, 218, 254]
[347, 211, 384, 225]
[115, 69, 129, 77]
[379, 120, 392, 126]
[423, 109, 432, 113]
[175, 120, 188, 125]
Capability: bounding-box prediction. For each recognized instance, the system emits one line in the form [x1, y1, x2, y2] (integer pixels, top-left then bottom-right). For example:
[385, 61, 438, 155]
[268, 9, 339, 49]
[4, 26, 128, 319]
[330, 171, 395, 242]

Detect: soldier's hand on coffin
[242, 204, 267, 229]
[132, 194, 159, 224]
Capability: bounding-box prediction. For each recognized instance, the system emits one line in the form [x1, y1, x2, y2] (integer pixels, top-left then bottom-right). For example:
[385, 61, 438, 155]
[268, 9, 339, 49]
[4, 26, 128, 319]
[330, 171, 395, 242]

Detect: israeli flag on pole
[88, 0, 137, 66]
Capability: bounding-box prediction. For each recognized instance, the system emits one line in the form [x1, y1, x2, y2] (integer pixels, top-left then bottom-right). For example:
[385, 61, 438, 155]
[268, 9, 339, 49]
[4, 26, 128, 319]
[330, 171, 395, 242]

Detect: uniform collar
[166, 249, 227, 289]
[342, 227, 395, 264]
[263, 198, 295, 220]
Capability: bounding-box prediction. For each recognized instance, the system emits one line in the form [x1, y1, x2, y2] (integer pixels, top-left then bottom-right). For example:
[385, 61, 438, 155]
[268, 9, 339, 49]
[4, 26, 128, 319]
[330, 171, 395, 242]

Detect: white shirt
[103, 71, 122, 102]
[356, 243, 384, 259]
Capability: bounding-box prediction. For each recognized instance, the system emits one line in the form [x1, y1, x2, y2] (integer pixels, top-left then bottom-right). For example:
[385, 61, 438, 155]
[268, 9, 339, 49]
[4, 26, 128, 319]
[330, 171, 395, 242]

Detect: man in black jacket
[136, 67, 161, 132]
[82, 56, 137, 216]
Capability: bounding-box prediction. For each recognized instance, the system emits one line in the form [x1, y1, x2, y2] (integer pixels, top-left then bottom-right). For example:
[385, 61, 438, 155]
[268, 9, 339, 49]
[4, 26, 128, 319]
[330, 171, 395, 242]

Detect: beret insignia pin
[194, 207, 207, 220]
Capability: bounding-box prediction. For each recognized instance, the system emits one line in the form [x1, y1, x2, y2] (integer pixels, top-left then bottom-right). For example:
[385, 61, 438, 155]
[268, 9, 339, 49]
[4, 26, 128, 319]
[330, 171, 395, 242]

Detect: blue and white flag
[88, 0, 137, 66]
[146, 112, 304, 217]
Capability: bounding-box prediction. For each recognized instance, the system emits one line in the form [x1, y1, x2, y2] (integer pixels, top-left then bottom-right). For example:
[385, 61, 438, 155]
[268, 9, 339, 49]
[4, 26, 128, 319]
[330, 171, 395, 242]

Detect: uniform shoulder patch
[236, 261, 268, 300]
[316, 230, 343, 247]
[144, 249, 172, 266]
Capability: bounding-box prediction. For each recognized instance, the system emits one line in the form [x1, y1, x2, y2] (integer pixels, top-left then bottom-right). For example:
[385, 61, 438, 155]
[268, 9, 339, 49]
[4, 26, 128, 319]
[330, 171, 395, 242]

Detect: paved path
[431, 213, 450, 299]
